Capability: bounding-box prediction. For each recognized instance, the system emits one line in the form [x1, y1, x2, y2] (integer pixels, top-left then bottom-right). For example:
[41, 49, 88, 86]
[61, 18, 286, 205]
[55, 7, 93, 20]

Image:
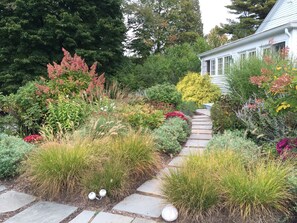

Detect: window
[248, 50, 256, 57]
[263, 47, 271, 56]
[224, 56, 233, 75]
[203, 60, 209, 74]
[218, 58, 223, 75]
[210, 59, 216, 75]
[273, 42, 285, 52]
[240, 53, 246, 61]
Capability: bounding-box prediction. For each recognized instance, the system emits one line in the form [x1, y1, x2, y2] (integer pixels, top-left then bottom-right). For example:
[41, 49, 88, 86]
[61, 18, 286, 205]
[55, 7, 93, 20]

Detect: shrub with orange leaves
[250, 48, 297, 114]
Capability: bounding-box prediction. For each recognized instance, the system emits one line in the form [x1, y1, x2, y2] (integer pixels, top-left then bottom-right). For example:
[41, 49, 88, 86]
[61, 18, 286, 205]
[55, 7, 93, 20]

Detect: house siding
[257, 0, 297, 33]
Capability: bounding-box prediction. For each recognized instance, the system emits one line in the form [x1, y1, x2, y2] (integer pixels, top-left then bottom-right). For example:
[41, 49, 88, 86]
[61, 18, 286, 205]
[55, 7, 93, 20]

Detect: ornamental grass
[162, 149, 295, 222]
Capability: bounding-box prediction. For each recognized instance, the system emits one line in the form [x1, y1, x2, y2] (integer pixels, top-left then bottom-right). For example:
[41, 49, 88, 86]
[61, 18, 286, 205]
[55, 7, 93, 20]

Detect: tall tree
[0, 0, 126, 95]
[125, 0, 203, 58]
[206, 26, 229, 49]
[219, 0, 276, 40]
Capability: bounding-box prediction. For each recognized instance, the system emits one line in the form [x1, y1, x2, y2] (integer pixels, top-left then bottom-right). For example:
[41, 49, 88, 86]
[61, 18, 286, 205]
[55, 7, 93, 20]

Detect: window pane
[210, 59, 216, 75]
[224, 56, 232, 75]
[218, 58, 223, 75]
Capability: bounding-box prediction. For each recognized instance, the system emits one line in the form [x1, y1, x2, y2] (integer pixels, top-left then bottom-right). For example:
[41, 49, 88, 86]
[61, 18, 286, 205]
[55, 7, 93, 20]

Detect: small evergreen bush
[0, 133, 34, 178]
[206, 130, 260, 161]
[145, 84, 182, 107]
[177, 101, 197, 116]
[153, 117, 190, 154]
[176, 72, 221, 106]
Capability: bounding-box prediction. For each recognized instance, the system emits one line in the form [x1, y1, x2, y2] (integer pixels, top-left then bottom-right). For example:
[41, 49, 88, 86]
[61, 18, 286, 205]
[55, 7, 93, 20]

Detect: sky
[200, 0, 237, 35]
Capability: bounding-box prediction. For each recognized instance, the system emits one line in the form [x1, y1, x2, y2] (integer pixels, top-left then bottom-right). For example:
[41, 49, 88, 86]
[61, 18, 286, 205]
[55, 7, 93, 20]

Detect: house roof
[256, 0, 295, 33]
[199, 22, 297, 58]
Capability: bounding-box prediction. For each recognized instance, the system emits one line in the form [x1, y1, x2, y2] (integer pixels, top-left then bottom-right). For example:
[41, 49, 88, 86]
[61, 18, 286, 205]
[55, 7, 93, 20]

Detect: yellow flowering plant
[250, 48, 297, 114]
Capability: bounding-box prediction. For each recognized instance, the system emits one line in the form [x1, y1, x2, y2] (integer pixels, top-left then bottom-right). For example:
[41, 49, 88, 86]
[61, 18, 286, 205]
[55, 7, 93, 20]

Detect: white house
[199, 0, 297, 93]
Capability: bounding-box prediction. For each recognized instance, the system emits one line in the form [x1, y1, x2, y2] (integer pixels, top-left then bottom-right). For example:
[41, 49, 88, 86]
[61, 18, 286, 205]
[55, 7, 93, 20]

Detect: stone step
[185, 139, 209, 147]
[191, 129, 212, 134]
[179, 147, 205, 156]
[137, 179, 163, 197]
[0, 190, 35, 214]
[69, 210, 96, 223]
[0, 185, 6, 192]
[91, 212, 133, 223]
[5, 201, 77, 223]
[192, 125, 212, 130]
[113, 194, 166, 218]
[167, 156, 186, 167]
[132, 218, 157, 223]
[189, 133, 212, 140]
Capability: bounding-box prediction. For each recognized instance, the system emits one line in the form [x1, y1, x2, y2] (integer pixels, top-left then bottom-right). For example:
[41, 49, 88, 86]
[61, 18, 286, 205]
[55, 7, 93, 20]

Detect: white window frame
[248, 49, 256, 57]
[218, 58, 223, 75]
[224, 56, 233, 75]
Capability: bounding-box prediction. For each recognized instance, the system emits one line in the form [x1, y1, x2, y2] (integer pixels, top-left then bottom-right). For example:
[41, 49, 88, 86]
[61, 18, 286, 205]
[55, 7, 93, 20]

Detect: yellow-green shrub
[176, 72, 221, 106]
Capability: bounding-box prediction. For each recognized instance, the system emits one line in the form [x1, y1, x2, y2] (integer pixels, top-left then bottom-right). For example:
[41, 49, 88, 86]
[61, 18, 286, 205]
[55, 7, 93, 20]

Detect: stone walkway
[0, 110, 212, 223]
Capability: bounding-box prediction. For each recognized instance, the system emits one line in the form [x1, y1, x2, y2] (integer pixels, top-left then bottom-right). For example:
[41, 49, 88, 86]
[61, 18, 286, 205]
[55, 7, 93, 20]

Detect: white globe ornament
[161, 204, 178, 222]
[99, 189, 107, 197]
[88, 192, 97, 200]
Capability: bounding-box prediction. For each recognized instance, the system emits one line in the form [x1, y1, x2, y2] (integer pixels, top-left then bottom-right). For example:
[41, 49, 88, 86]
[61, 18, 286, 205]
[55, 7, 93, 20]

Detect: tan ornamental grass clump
[162, 149, 295, 222]
[23, 130, 161, 200]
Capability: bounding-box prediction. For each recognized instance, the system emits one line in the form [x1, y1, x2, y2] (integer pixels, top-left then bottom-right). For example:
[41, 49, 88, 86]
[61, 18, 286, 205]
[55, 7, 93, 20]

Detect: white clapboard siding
[257, 0, 297, 33]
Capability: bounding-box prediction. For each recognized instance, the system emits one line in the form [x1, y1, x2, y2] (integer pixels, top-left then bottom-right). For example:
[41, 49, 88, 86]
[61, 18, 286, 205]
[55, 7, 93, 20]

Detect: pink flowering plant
[250, 48, 297, 114]
[36, 48, 105, 102]
[24, 134, 43, 143]
[276, 138, 297, 158]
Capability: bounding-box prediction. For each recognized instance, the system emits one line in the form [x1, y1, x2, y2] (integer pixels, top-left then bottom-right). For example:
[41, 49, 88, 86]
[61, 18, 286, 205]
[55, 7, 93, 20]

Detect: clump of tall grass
[162, 149, 295, 222]
[24, 130, 160, 200]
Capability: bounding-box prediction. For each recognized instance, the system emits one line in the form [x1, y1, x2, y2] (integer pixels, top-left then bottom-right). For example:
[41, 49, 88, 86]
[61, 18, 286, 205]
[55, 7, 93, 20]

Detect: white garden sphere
[161, 204, 178, 222]
[99, 189, 107, 197]
[88, 192, 97, 200]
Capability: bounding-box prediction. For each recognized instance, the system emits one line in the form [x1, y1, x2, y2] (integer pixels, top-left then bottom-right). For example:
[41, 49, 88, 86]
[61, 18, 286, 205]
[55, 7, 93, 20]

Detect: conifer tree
[219, 0, 276, 40]
[0, 0, 126, 94]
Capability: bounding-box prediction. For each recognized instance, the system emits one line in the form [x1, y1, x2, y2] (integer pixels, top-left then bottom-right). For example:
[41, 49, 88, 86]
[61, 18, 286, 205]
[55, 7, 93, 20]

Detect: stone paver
[137, 179, 163, 196]
[5, 201, 77, 223]
[192, 121, 212, 125]
[0, 185, 6, 192]
[157, 167, 178, 179]
[167, 156, 185, 167]
[179, 147, 204, 156]
[91, 212, 133, 223]
[185, 139, 209, 147]
[69, 210, 96, 223]
[132, 217, 158, 223]
[0, 191, 35, 214]
[196, 109, 210, 116]
[189, 133, 212, 140]
[113, 194, 166, 218]
[192, 125, 212, 130]
[192, 129, 212, 134]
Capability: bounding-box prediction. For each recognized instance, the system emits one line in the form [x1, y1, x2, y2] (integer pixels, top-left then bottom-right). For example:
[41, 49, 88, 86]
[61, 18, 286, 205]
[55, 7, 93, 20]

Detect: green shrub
[43, 97, 89, 134]
[153, 117, 190, 154]
[163, 149, 295, 221]
[206, 130, 260, 161]
[0, 81, 46, 135]
[237, 99, 297, 143]
[0, 133, 34, 178]
[211, 95, 244, 133]
[145, 84, 182, 107]
[226, 56, 266, 103]
[176, 101, 198, 116]
[0, 114, 19, 135]
[176, 72, 221, 106]
[120, 104, 165, 130]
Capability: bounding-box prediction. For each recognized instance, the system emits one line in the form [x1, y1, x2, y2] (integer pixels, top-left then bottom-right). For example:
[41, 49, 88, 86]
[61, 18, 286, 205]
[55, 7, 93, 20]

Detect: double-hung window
[218, 58, 223, 75]
[224, 56, 232, 75]
[210, 59, 216, 75]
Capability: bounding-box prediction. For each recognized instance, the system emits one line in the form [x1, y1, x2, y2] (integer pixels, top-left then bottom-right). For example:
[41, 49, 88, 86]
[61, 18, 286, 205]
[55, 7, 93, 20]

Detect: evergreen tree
[125, 0, 203, 58]
[0, 0, 126, 95]
[219, 0, 276, 40]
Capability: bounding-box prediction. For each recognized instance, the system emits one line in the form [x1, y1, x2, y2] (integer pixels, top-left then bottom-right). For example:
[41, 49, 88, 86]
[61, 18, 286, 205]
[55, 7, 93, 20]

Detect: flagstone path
[0, 109, 212, 223]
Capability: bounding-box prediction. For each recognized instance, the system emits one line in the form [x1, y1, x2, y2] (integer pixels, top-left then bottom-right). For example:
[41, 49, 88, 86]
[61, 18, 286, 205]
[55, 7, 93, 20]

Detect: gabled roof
[256, 0, 297, 33]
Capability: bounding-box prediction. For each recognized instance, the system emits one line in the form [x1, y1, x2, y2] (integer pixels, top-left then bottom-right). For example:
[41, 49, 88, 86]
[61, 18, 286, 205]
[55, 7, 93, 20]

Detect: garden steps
[1, 110, 212, 223]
